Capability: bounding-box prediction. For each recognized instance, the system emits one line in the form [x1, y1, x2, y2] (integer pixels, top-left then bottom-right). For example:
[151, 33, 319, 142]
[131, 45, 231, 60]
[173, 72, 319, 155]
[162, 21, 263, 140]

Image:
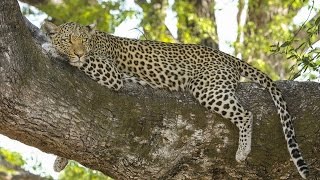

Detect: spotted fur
[42, 22, 309, 178]
[53, 156, 69, 172]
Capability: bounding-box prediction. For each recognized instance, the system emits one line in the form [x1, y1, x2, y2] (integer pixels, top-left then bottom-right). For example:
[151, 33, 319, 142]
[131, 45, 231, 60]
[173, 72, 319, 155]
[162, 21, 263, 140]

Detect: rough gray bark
[0, 1, 320, 179]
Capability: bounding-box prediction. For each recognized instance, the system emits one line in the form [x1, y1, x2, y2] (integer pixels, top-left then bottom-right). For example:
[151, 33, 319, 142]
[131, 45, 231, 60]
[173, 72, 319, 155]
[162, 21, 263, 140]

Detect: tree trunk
[174, 0, 218, 48]
[135, 0, 176, 42]
[0, 1, 319, 179]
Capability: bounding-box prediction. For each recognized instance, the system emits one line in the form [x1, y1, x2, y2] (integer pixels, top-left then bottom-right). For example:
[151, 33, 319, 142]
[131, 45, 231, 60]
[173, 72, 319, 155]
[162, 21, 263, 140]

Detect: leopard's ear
[42, 21, 59, 36]
[86, 23, 96, 34]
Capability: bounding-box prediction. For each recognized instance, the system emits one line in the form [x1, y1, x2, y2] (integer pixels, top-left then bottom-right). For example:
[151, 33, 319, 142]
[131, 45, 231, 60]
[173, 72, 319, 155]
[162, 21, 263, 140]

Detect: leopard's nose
[75, 50, 84, 58]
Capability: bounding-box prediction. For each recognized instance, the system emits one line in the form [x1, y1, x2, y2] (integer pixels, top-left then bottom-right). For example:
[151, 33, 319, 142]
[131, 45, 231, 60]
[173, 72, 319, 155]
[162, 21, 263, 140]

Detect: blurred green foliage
[0, 148, 23, 177]
[136, 0, 175, 42]
[0, 148, 53, 179]
[0, 148, 25, 167]
[38, 0, 134, 32]
[174, 0, 218, 47]
[59, 161, 111, 180]
[271, 8, 320, 80]
[234, 0, 308, 80]
[0, 147, 110, 179]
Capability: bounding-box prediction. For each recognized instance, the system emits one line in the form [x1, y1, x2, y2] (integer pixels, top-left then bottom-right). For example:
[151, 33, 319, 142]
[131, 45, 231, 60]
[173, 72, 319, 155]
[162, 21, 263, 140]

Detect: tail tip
[300, 168, 309, 179]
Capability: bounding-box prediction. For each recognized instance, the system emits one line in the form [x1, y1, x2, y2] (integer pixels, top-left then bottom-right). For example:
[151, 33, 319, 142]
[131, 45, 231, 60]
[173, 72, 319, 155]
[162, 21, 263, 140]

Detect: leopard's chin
[69, 60, 83, 67]
[69, 57, 85, 67]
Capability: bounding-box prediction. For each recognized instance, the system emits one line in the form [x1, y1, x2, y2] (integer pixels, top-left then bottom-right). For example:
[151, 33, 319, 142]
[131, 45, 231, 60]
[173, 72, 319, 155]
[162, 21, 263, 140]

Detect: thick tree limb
[0, 1, 320, 179]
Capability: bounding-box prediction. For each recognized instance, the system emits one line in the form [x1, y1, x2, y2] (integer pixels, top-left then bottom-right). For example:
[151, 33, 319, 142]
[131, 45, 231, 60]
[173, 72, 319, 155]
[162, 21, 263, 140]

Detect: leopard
[42, 21, 309, 179]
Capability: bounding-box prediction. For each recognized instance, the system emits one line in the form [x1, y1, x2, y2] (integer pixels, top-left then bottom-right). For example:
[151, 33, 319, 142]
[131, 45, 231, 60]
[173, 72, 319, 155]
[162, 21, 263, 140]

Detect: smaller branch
[23, 17, 49, 45]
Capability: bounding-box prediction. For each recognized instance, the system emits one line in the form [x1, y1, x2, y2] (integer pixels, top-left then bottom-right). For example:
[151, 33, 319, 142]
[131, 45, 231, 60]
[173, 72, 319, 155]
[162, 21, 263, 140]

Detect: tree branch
[0, 1, 319, 179]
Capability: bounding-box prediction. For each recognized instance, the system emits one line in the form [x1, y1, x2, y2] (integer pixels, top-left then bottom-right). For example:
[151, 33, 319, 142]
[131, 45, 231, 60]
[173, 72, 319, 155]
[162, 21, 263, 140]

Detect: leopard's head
[42, 21, 95, 67]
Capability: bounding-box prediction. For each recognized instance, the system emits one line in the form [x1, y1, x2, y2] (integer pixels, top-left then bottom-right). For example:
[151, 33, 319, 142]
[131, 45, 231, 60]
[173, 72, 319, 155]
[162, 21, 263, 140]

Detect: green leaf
[315, 16, 320, 26]
[287, 54, 297, 60]
[295, 42, 306, 51]
[280, 41, 291, 47]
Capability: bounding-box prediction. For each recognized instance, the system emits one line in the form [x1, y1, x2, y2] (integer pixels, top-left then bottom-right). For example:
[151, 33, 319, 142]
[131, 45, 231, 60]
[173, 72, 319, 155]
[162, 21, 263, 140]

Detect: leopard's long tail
[238, 60, 309, 179]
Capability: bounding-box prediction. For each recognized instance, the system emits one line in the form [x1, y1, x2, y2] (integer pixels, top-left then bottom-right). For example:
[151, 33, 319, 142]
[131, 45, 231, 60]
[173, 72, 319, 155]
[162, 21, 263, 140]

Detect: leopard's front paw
[53, 156, 69, 172]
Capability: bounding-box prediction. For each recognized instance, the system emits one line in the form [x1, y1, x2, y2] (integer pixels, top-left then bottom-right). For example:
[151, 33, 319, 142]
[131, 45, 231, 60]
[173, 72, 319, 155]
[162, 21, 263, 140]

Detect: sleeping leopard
[42, 21, 309, 179]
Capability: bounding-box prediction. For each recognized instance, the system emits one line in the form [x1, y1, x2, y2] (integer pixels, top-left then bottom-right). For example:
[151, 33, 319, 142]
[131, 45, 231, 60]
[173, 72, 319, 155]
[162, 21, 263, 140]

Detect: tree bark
[0, 1, 320, 179]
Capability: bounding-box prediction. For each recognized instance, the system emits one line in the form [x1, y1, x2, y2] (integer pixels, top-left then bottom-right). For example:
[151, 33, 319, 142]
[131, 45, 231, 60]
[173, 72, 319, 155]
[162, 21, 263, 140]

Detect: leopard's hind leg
[188, 72, 253, 162]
